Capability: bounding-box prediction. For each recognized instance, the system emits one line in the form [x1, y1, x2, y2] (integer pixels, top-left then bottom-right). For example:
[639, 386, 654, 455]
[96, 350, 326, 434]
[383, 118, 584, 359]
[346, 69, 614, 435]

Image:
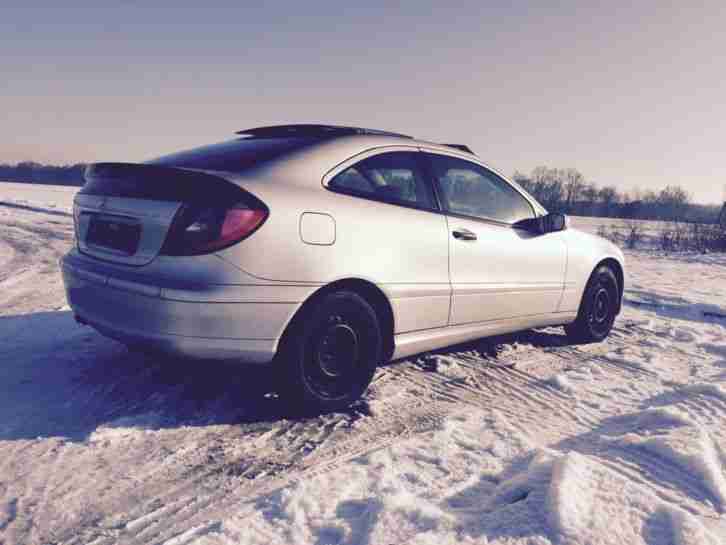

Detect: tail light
[161, 201, 268, 256]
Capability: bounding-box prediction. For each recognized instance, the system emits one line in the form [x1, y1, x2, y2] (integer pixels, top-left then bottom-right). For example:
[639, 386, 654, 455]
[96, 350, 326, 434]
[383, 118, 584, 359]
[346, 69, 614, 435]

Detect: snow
[0, 181, 77, 213]
[546, 372, 574, 394]
[637, 428, 726, 511]
[1, 183, 726, 544]
[420, 353, 469, 378]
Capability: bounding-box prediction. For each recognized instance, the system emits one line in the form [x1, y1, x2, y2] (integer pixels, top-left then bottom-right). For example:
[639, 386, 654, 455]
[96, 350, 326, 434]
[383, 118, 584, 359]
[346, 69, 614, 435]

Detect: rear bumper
[60, 255, 304, 363]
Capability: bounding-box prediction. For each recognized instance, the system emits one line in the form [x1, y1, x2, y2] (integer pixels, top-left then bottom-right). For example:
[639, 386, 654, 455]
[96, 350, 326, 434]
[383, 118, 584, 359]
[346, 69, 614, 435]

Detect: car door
[422, 151, 567, 326]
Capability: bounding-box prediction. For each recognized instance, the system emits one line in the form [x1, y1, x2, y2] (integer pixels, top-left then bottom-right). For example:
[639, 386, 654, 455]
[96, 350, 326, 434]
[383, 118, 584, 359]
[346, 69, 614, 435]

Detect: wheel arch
[278, 278, 396, 363]
[595, 257, 624, 313]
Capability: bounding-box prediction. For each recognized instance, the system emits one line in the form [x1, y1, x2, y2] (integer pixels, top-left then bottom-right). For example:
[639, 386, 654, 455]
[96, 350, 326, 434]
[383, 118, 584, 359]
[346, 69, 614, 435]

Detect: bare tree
[598, 186, 619, 217]
[510, 167, 718, 225]
[657, 185, 690, 221]
[563, 168, 586, 213]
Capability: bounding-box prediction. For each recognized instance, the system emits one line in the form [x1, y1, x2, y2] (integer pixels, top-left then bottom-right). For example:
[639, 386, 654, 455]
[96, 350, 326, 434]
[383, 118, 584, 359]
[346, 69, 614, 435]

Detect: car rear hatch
[74, 163, 251, 266]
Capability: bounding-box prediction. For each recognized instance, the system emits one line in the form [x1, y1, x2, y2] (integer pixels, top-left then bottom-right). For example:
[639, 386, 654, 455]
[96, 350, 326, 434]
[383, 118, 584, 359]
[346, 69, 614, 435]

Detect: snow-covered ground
[1, 183, 725, 545]
[0, 181, 77, 213]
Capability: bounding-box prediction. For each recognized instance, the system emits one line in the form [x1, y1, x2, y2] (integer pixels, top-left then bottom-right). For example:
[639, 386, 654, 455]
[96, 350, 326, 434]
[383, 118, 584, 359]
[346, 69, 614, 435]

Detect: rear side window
[426, 154, 534, 224]
[147, 137, 321, 172]
[329, 152, 436, 210]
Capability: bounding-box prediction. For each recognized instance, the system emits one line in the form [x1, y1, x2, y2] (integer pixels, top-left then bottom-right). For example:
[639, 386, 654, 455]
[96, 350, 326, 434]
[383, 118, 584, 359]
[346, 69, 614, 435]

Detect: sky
[2, 1, 725, 204]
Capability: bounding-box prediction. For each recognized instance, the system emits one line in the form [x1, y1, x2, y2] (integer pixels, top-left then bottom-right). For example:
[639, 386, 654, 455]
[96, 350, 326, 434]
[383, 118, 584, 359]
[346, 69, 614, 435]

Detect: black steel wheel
[565, 265, 619, 343]
[278, 290, 381, 412]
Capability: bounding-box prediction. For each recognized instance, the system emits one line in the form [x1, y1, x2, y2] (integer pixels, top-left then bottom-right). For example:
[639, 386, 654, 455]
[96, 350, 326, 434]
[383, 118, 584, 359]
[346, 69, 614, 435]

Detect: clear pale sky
[2, 1, 724, 204]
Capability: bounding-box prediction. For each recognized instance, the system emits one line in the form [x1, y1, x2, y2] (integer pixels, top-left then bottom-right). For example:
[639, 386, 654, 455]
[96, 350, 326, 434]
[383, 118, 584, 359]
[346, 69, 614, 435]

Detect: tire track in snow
[0, 210, 73, 313]
[61, 371, 441, 544]
[130, 329, 656, 545]
[0, 237, 18, 283]
[0, 441, 51, 544]
[26, 440, 70, 545]
[114, 397, 448, 545]
[125, 341, 636, 545]
[406, 348, 606, 431]
[677, 396, 726, 429]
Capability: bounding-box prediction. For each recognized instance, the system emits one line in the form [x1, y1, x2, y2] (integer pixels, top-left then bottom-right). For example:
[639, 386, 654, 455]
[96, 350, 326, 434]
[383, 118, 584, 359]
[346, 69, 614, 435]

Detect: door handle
[452, 228, 477, 241]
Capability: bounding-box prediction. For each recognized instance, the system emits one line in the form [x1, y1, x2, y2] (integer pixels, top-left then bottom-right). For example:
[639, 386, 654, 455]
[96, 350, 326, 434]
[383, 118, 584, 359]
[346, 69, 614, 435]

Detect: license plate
[87, 215, 141, 255]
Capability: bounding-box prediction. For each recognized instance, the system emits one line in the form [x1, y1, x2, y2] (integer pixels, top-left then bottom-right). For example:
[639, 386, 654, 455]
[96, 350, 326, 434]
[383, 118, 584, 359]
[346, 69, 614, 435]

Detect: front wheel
[565, 265, 619, 343]
[277, 290, 382, 412]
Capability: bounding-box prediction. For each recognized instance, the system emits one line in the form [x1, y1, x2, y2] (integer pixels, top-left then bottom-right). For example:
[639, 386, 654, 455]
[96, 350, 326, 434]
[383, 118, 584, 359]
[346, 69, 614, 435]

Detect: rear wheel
[565, 265, 619, 343]
[278, 290, 382, 412]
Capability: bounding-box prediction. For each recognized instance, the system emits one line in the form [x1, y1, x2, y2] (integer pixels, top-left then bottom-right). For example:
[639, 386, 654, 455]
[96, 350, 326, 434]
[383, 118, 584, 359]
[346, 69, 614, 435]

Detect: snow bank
[546, 451, 660, 545]
[489, 449, 721, 545]
[634, 406, 693, 429]
[662, 506, 722, 545]
[622, 426, 726, 512]
[198, 405, 724, 545]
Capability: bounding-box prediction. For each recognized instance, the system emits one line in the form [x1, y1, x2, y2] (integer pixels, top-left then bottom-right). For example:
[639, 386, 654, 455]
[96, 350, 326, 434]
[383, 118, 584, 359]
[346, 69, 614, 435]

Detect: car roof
[153, 124, 495, 186]
[246, 131, 483, 181]
[235, 124, 414, 140]
[234, 124, 476, 158]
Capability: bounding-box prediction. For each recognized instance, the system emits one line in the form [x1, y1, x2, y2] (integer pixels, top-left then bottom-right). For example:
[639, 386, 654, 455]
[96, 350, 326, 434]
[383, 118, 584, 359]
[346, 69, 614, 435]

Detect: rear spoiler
[441, 144, 476, 155]
[81, 162, 247, 204]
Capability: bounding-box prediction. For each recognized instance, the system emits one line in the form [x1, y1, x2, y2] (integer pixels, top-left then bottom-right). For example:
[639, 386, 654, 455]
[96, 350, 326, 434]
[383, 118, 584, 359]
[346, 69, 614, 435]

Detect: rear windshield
[147, 137, 321, 171]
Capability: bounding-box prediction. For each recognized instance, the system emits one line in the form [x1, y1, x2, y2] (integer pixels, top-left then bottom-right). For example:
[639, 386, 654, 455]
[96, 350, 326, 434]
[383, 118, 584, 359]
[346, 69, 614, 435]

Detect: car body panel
[61, 257, 302, 363]
[558, 228, 626, 313]
[215, 170, 452, 334]
[392, 310, 577, 361]
[74, 194, 182, 267]
[444, 215, 567, 324]
[299, 212, 336, 245]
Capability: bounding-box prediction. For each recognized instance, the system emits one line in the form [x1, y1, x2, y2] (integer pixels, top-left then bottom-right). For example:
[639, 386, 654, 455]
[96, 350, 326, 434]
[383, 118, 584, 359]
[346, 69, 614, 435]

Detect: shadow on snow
[0, 309, 576, 444]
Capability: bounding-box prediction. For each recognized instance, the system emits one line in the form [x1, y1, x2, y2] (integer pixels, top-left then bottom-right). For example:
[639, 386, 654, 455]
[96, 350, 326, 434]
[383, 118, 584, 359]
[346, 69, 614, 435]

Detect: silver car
[61, 124, 625, 410]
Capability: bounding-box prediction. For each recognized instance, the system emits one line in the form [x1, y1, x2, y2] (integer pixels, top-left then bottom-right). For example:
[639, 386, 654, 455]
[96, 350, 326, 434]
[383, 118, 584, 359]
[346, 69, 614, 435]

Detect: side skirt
[391, 311, 578, 361]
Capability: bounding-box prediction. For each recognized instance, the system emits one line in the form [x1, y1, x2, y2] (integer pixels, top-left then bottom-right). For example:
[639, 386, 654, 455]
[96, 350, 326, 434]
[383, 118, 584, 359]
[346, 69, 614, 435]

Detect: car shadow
[0, 310, 370, 443]
[0, 310, 580, 444]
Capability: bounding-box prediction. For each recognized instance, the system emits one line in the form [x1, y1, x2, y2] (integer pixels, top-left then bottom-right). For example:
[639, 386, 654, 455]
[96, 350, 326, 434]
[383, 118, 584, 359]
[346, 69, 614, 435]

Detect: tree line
[0, 161, 722, 223]
[0, 162, 86, 186]
[513, 166, 721, 224]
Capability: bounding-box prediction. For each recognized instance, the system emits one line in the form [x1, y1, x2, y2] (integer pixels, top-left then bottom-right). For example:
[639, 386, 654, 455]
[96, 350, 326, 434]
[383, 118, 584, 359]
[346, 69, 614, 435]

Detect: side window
[426, 154, 534, 224]
[329, 152, 436, 210]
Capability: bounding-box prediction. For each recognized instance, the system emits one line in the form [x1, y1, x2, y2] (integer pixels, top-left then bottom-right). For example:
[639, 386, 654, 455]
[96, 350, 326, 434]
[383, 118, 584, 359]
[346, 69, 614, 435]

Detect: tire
[565, 265, 619, 344]
[277, 290, 382, 412]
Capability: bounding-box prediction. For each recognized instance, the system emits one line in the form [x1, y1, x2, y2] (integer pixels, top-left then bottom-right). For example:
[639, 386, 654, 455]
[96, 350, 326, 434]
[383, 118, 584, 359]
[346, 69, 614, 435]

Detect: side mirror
[515, 213, 568, 235]
[543, 212, 568, 233]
